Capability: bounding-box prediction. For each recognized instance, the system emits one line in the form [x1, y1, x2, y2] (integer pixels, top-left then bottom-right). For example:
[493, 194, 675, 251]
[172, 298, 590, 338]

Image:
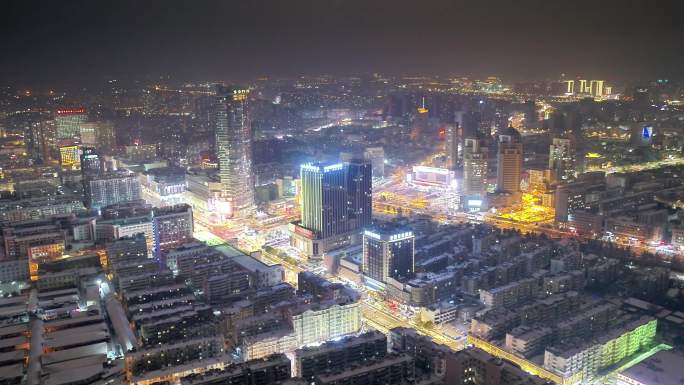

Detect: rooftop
[619, 349, 684, 385]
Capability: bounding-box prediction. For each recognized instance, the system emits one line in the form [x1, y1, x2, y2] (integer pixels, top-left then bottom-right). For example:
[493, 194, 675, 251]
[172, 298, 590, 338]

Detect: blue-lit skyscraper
[362, 224, 415, 284]
[292, 161, 373, 258]
[346, 159, 373, 231]
[300, 163, 348, 239]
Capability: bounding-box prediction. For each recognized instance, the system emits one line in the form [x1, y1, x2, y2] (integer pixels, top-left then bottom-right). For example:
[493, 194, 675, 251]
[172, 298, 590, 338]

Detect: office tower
[548, 138, 574, 182]
[78, 121, 116, 153]
[549, 110, 566, 137]
[472, 99, 495, 138]
[84, 171, 142, 210]
[493, 105, 509, 137]
[385, 93, 410, 122]
[578, 79, 588, 94]
[346, 159, 373, 231]
[462, 110, 482, 138]
[528, 169, 555, 193]
[300, 163, 348, 239]
[55, 108, 87, 141]
[152, 204, 194, 256]
[564, 80, 575, 94]
[214, 85, 255, 218]
[80, 147, 102, 178]
[59, 145, 80, 169]
[95, 121, 116, 153]
[453, 110, 465, 127]
[363, 147, 385, 179]
[78, 122, 97, 147]
[496, 127, 523, 197]
[445, 123, 460, 171]
[292, 161, 373, 258]
[462, 137, 488, 197]
[589, 80, 604, 97]
[410, 97, 429, 140]
[25, 118, 53, 164]
[362, 224, 415, 284]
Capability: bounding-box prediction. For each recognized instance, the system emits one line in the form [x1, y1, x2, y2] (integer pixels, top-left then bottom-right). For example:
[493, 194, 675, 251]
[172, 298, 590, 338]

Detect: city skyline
[1, 2, 683, 385]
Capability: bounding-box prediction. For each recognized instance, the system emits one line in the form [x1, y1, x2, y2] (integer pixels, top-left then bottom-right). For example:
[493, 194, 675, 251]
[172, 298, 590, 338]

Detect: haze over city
[3, 0, 684, 86]
[0, 2, 683, 385]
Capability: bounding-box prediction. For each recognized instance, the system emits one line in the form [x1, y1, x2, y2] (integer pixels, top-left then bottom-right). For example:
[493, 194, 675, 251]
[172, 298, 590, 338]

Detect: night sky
[2, 0, 683, 87]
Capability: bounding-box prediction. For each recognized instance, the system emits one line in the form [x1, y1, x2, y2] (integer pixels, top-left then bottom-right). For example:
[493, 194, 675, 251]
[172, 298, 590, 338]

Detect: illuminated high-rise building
[97, 121, 116, 153]
[362, 224, 414, 285]
[79, 121, 116, 153]
[214, 85, 255, 218]
[548, 138, 575, 182]
[78, 122, 98, 147]
[578, 79, 588, 94]
[363, 147, 385, 179]
[589, 80, 605, 97]
[410, 97, 429, 140]
[445, 123, 460, 171]
[493, 105, 509, 137]
[59, 145, 81, 170]
[55, 108, 87, 141]
[462, 138, 488, 196]
[23, 115, 54, 164]
[291, 161, 372, 258]
[564, 80, 575, 94]
[496, 127, 523, 198]
[300, 163, 348, 239]
[346, 159, 373, 231]
[462, 110, 483, 138]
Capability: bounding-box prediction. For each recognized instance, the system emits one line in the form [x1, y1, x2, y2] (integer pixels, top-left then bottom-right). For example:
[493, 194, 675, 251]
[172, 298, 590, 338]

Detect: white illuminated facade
[215, 85, 255, 219]
[411, 166, 455, 187]
[549, 138, 574, 182]
[292, 301, 362, 347]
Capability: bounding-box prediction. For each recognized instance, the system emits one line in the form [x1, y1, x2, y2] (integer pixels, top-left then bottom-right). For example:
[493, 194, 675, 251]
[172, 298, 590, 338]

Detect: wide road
[361, 297, 466, 351]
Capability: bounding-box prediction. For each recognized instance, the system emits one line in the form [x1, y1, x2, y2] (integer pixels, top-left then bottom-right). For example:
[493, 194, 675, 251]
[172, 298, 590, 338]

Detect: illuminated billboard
[642, 125, 653, 139]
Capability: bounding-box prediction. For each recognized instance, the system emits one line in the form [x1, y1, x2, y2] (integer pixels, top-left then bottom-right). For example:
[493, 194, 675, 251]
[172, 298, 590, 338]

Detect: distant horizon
[0, 72, 669, 93]
[2, 0, 683, 88]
